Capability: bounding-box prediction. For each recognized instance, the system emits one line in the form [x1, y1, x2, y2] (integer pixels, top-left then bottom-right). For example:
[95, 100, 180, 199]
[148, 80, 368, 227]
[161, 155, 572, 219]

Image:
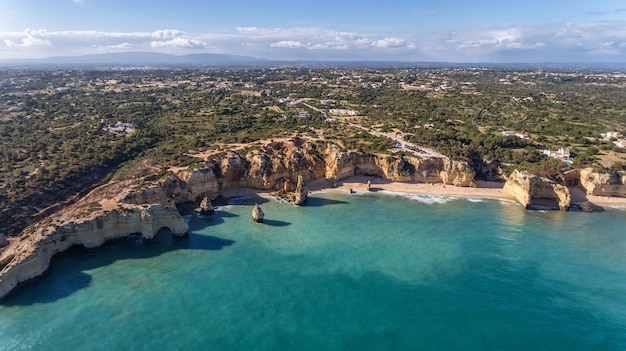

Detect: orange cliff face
[0, 138, 477, 301]
[503, 170, 571, 211]
[128, 139, 476, 208]
[579, 168, 626, 198]
[0, 204, 188, 301]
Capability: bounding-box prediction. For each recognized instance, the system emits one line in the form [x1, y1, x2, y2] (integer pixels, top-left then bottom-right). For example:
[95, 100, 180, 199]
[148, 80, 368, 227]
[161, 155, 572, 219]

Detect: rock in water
[294, 175, 309, 205]
[199, 196, 214, 215]
[366, 180, 372, 191]
[0, 234, 8, 248]
[252, 204, 264, 223]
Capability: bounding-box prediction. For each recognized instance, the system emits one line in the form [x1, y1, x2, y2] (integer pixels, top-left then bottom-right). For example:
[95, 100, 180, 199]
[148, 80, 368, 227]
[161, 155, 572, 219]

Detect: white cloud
[72, 0, 84, 6]
[373, 37, 416, 49]
[150, 37, 209, 48]
[107, 42, 134, 50]
[270, 41, 305, 48]
[3, 29, 53, 48]
[1, 21, 625, 62]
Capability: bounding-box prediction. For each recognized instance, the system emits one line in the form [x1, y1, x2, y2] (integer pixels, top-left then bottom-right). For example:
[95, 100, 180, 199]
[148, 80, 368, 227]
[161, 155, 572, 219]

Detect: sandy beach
[220, 175, 626, 208]
[308, 176, 515, 201]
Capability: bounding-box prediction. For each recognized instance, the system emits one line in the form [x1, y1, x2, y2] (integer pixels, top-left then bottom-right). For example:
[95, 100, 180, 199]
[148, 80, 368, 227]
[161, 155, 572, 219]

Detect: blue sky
[1, 0, 625, 62]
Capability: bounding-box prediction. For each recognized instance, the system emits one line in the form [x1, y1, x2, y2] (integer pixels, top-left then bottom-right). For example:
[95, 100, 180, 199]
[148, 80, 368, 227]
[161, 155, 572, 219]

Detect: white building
[543, 147, 570, 160]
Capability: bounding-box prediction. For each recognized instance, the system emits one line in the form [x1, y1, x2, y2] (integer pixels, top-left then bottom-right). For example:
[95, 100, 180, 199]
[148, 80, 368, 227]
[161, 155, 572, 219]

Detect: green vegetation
[1, 66, 625, 234]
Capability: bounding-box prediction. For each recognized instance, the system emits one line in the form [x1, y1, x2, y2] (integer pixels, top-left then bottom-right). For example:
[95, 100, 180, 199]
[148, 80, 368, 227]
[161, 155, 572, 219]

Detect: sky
[1, 0, 625, 63]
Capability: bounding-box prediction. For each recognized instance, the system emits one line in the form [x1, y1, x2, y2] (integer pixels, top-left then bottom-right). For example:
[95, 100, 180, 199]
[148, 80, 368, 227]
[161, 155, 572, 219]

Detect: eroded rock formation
[121, 139, 476, 209]
[503, 170, 571, 210]
[0, 204, 188, 301]
[293, 175, 309, 205]
[323, 144, 475, 187]
[199, 196, 215, 215]
[579, 168, 626, 197]
[0, 138, 476, 301]
[252, 204, 264, 223]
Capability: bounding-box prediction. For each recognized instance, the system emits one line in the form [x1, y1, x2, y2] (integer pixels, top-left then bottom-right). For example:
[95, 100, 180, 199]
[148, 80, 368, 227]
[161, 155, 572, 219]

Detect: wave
[379, 190, 458, 204]
[607, 205, 626, 211]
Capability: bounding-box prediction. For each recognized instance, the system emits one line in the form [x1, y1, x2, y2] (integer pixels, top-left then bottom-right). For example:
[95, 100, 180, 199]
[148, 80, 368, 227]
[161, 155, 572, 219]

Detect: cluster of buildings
[501, 130, 530, 139]
[329, 108, 359, 116]
[102, 121, 135, 133]
[543, 147, 572, 164]
[601, 131, 626, 149]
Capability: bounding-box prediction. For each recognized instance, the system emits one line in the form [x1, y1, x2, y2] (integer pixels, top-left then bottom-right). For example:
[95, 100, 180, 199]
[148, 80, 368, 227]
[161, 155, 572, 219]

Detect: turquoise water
[1, 192, 626, 350]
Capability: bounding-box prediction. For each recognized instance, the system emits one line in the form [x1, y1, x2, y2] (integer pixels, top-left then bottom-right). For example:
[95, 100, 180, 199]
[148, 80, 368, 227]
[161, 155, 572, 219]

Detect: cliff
[323, 144, 475, 187]
[121, 139, 476, 208]
[0, 138, 475, 301]
[0, 204, 188, 301]
[579, 168, 626, 198]
[503, 170, 571, 210]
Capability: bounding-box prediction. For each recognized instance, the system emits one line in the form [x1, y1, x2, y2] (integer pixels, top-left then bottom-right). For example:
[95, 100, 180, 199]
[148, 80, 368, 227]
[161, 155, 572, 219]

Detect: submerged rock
[569, 201, 604, 213]
[199, 196, 215, 215]
[252, 204, 264, 223]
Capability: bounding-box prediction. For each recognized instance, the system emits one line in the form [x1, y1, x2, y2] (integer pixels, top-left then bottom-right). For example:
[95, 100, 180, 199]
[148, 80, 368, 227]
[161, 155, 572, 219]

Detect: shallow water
[1, 193, 625, 350]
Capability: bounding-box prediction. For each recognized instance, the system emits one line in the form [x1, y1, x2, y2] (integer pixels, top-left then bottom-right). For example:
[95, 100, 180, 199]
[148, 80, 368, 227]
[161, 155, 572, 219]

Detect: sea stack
[252, 203, 264, 223]
[294, 175, 309, 205]
[199, 196, 215, 215]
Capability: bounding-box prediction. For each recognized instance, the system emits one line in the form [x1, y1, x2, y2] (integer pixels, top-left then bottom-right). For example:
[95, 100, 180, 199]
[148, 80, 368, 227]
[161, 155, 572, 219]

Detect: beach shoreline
[219, 175, 626, 208]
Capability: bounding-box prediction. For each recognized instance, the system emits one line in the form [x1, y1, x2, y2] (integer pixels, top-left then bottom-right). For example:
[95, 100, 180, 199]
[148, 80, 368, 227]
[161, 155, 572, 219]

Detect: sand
[220, 175, 626, 208]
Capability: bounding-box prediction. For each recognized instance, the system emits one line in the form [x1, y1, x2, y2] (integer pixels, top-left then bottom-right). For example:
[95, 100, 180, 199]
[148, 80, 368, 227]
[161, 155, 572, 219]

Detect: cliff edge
[0, 181, 188, 301]
[503, 170, 570, 211]
[579, 168, 626, 198]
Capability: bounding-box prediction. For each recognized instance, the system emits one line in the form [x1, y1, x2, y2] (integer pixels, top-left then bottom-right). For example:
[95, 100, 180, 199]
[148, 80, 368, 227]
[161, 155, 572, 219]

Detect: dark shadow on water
[304, 196, 349, 207]
[187, 233, 235, 250]
[228, 195, 270, 206]
[2, 227, 235, 306]
[262, 219, 291, 227]
[189, 209, 239, 231]
[368, 187, 385, 192]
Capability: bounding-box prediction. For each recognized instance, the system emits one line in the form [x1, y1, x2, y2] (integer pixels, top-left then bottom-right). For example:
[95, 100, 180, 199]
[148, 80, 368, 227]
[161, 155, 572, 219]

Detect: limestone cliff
[579, 168, 626, 197]
[123, 139, 474, 208]
[293, 175, 309, 205]
[0, 138, 476, 301]
[324, 144, 475, 187]
[0, 204, 188, 301]
[503, 170, 570, 210]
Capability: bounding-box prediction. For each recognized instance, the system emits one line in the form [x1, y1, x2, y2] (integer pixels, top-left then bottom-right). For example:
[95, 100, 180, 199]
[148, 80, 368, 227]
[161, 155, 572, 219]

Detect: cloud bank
[1, 21, 625, 62]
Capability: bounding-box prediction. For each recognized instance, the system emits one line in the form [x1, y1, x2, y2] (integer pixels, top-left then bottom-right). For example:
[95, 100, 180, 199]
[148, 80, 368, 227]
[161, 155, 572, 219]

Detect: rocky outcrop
[293, 175, 309, 205]
[199, 196, 214, 215]
[0, 137, 476, 301]
[252, 204, 264, 223]
[579, 168, 626, 197]
[122, 184, 170, 206]
[0, 204, 188, 301]
[503, 170, 571, 210]
[324, 144, 475, 186]
[135, 140, 475, 208]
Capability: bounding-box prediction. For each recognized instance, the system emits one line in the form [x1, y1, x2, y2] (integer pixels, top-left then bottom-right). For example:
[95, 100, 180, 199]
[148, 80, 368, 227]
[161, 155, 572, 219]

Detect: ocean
[1, 192, 625, 350]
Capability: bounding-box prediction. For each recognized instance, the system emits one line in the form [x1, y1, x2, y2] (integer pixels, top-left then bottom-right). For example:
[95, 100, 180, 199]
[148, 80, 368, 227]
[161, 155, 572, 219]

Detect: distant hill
[1, 52, 625, 70]
[0, 52, 267, 67]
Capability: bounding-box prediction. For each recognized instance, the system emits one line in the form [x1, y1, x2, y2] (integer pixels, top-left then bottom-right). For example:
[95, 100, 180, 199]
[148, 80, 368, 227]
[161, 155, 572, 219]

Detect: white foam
[466, 198, 484, 203]
[379, 190, 457, 204]
[607, 206, 626, 211]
